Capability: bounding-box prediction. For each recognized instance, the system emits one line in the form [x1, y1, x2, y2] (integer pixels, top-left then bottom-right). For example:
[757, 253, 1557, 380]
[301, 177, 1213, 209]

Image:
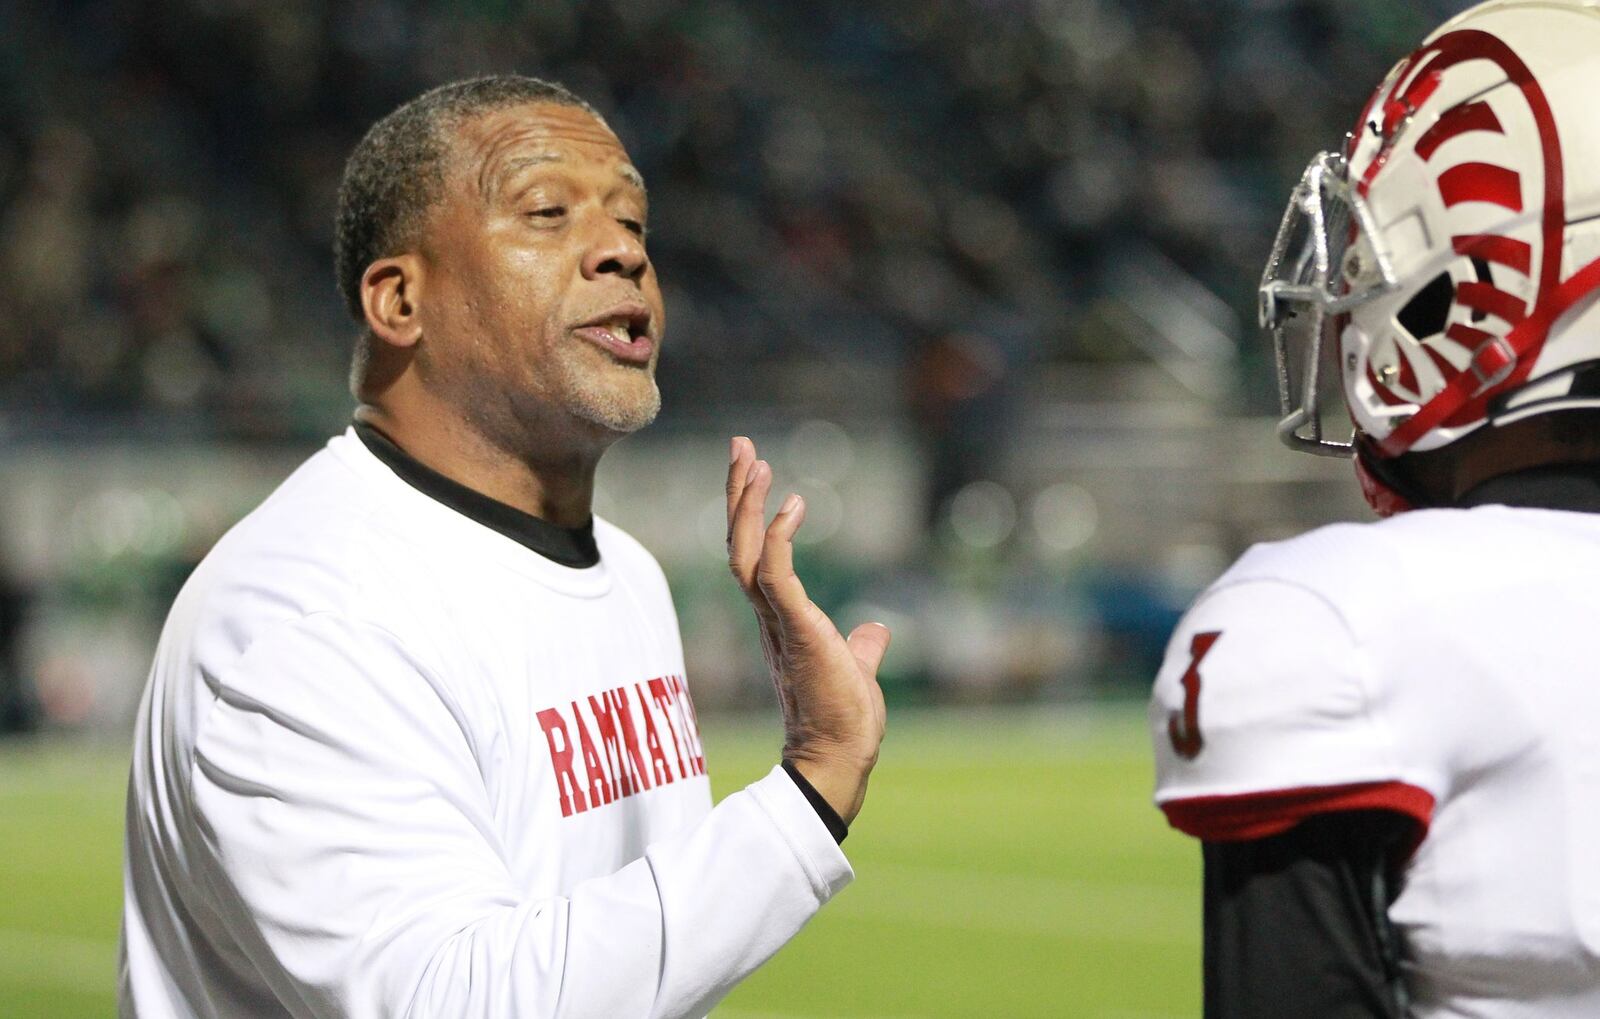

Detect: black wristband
[780, 759, 849, 845]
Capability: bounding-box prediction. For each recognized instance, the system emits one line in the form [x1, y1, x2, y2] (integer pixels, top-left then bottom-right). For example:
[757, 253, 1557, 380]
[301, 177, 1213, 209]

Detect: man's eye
[527, 206, 566, 220]
[620, 219, 647, 238]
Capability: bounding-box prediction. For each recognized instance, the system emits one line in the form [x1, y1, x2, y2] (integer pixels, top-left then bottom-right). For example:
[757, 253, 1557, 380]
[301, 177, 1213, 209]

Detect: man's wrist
[781, 759, 850, 844]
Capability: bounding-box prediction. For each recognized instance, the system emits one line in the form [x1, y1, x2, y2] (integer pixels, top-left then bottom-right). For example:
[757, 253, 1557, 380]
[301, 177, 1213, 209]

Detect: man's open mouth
[573, 304, 654, 365]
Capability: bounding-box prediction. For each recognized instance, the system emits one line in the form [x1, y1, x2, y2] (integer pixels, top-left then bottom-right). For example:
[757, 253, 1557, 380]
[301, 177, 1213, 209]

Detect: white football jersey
[121, 429, 851, 1019]
[1151, 504, 1600, 1017]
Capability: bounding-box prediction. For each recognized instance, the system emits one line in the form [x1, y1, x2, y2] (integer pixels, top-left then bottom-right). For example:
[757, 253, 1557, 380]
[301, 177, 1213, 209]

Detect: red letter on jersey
[636, 684, 676, 785]
[669, 674, 707, 775]
[537, 708, 589, 817]
[648, 677, 690, 778]
[607, 687, 654, 793]
[589, 693, 636, 797]
[1168, 631, 1221, 761]
[570, 703, 614, 807]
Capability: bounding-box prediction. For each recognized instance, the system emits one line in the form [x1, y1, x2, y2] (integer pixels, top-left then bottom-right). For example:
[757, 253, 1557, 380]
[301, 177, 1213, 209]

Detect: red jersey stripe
[1161, 780, 1435, 844]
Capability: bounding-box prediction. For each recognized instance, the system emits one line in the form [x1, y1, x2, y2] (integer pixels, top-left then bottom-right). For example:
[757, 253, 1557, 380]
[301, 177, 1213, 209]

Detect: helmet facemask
[1259, 151, 1401, 458]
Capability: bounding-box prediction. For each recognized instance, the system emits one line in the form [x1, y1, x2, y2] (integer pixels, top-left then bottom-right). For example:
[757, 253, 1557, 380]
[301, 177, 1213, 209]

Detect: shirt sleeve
[1149, 579, 1435, 843]
[1202, 810, 1414, 1018]
[187, 611, 851, 1019]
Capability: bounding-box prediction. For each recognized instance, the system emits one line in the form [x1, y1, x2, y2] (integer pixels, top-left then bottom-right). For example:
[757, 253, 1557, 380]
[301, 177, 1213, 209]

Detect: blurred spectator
[909, 330, 1009, 530]
[0, 553, 37, 734]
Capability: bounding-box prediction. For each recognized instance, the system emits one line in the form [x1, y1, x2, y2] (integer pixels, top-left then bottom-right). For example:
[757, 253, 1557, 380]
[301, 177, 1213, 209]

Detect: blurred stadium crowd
[0, 0, 1470, 731]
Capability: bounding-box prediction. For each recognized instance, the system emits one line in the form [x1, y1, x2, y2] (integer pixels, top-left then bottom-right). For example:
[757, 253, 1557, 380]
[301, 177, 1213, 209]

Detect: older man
[121, 76, 889, 1018]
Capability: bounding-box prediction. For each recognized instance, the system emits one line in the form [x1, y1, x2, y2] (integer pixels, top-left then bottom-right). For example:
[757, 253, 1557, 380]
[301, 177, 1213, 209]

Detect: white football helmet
[1260, 0, 1600, 513]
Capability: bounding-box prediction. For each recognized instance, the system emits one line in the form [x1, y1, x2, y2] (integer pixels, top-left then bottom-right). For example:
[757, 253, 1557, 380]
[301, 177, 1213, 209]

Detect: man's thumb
[845, 622, 892, 676]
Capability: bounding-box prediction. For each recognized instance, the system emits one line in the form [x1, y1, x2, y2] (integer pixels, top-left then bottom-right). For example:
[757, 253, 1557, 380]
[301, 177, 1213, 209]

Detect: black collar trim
[354, 422, 601, 569]
[1455, 462, 1600, 514]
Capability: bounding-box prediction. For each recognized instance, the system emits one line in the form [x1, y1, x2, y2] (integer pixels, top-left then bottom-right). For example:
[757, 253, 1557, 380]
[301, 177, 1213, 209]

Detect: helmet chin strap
[1354, 443, 1421, 517]
[1375, 252, 1600, 459]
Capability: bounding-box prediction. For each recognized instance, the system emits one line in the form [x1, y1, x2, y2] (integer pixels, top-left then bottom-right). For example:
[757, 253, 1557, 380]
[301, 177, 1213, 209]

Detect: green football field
[0, 706, 1200, 1017]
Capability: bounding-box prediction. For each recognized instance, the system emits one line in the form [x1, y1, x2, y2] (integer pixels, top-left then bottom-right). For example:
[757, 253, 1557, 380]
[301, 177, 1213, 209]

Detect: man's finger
[726, 436, 756, 528]
[845, 622, 892, 677]
[729, 459, 774, 595]
[755, 494, 813, 621]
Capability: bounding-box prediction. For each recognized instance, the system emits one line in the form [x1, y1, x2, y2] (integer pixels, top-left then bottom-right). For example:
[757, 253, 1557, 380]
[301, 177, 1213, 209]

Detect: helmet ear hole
[1397, 271, 1455, 341]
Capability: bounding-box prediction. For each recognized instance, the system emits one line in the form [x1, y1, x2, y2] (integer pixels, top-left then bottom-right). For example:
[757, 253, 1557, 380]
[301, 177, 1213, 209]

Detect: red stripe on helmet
[1357, 53, 1442, 195]
[1455, 281, 1528, 324]
[1382, 69, 1443, 136]
[1347, 54, 1414, 159]
[1451, 234, 1532, 275]
[1415, 101, 1504, 161]
[1445, 322, 1495, 349]
[1437, 162, 1524, 211]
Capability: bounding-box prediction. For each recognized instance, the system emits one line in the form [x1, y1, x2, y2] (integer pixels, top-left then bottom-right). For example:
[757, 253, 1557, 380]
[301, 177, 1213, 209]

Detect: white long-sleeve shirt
[121, 427, 852, 1018]
[1150, 501, 1600, 1015]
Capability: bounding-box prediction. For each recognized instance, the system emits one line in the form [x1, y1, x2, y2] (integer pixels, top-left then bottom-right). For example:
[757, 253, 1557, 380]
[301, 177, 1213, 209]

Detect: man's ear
[360, 254, 425, 349]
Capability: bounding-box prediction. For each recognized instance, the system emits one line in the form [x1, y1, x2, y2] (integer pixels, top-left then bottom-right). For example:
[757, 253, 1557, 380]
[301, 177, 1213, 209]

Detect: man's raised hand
[726, 436, 890, 825]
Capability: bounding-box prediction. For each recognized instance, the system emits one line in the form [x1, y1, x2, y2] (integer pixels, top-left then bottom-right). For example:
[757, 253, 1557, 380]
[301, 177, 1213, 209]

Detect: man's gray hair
[333, 75, 602, 321]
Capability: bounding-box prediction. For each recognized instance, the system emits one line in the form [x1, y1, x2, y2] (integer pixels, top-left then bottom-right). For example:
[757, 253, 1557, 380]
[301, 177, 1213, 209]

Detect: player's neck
[1396, 412, 1600, 506]
[354, 403, 598, 529]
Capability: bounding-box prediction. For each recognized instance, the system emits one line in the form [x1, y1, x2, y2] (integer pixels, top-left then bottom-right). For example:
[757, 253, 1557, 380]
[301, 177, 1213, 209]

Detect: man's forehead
[458, 102, 644, 197]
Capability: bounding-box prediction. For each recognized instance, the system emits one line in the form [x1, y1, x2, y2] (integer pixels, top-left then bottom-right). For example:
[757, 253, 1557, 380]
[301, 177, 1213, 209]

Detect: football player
[1150, 1, 1600, 1015]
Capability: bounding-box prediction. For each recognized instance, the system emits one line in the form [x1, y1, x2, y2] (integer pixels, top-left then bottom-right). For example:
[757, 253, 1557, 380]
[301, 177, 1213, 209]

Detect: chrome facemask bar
[1258, 151, 1401, 457]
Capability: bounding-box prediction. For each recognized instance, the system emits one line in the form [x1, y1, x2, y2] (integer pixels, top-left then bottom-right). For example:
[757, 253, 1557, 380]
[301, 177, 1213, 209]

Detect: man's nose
[582, 219, 648, 282]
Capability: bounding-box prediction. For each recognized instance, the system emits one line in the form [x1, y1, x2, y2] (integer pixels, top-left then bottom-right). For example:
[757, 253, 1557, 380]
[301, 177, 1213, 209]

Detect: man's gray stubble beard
[554, 353, 662, 435]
